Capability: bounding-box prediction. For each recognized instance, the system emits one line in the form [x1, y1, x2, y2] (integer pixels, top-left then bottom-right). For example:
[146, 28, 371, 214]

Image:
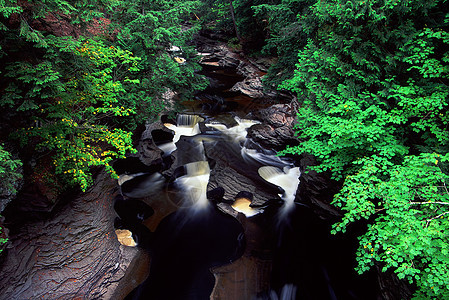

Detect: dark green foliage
[280, 0, 449, 297]
[111, 0, 208, 105]
[0, 0, 206, 192]
[0, 144, 22, 199]
[252, 0, 314, 85]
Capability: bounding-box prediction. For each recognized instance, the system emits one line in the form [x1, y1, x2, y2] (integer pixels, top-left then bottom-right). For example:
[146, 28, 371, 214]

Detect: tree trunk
[228, 0, 242, 44]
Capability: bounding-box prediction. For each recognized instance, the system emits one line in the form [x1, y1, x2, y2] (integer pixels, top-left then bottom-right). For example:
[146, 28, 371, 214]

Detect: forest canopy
[0, 0, 207, 191]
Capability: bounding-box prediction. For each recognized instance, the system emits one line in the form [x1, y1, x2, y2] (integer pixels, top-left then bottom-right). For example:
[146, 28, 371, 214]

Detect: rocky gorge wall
[0, 171, 148, 299]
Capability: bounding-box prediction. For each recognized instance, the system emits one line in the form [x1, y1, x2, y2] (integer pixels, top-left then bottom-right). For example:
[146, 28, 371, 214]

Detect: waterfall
[241, 147, 287, 168]
[120, 172, 165, 199]
[258, 166, 301, 212]
[118, 172, 146, 186]
[205, 116, 260, 144]
[175, 161, 211, 210]
[160, 114, 203, 155]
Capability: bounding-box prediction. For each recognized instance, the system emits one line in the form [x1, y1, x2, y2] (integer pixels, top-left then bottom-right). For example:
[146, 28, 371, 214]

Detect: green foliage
[280, 0, 449, 297]
[0, 0, 206, 192]
[0, 224, 7, 254]
[197, 0, 235, 32]
[0, 145, 22, 197]
[252, 0, 314, 85]
[3, 36, 141, 191]
[110, 0, 208, 123]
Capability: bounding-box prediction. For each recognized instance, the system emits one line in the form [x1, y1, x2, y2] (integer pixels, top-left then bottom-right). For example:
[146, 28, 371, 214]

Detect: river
[114, 56, 381, 300]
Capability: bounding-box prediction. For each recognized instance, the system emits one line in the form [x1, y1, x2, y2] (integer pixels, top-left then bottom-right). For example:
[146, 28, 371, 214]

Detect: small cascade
[258, 166, 301, 212]
[206, 116, 260, 144]
[160, 114, 203, 155]
[118, 172, 147, 186]
[241, 147, 287, 168]
[175, 161, 211, 210]
[120, 173, 165, 199]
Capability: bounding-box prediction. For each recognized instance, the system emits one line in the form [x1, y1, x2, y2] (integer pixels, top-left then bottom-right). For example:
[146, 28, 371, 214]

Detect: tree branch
[426, 211, 449, 228]
[410, 201, 449, 205]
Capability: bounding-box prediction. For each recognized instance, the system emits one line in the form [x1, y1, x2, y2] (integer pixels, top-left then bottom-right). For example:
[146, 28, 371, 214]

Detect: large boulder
[247, 100, 299, 151]
[203, 140, 281, 207]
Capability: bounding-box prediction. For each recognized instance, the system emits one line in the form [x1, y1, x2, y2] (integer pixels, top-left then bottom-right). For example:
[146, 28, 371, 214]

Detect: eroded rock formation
[0, 171, 146, 300]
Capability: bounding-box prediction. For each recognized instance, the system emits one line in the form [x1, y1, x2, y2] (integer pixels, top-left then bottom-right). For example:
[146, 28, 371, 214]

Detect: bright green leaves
[341, 154, 449, 298]
[281, 0, 449, 298]
[401, 27, 449, 79]
[2, 35, 142, 191]
[42, 126, 136, 191]
[0, 0, 22, 18]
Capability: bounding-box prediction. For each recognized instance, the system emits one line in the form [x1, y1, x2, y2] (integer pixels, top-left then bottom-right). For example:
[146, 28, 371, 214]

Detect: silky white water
[258, 166, 301, 212]
[160, 114, 203, 155]
[175, 161, 211, 210]
[120, 114, 300, 216]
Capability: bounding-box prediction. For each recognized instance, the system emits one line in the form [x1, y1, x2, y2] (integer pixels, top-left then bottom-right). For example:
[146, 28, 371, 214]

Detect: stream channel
[114, 60, 381, 300]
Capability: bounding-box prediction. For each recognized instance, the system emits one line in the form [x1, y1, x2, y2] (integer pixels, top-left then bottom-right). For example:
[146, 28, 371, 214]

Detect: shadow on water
[125, 204, 245, 300]
[254, 202, 380, 300]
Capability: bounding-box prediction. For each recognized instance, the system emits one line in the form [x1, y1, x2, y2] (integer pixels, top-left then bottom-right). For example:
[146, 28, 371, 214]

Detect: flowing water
[115, 64, 380, 300]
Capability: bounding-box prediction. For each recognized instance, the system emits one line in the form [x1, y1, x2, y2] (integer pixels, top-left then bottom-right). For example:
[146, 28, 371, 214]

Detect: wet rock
[229, 77, 270, 99]
[0, 170, 143, 299]
[198, 44, 241, 69]
[204, 140, 281, 207]
[138, 122, 171, 167]
[196, 40, 289, 102]
[115, 229, 137, 247]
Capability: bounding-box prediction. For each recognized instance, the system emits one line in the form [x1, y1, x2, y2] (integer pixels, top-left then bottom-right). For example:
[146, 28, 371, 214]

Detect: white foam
[205, 116, 260, 144]
[161, 114, 203, 155]
[175, 161, 211, 210]
[258, 166, 301, 211]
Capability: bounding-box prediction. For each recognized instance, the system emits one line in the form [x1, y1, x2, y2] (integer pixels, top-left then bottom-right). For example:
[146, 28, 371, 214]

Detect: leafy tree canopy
[0, 0, 206, 192]
[278, 0, 449, 297]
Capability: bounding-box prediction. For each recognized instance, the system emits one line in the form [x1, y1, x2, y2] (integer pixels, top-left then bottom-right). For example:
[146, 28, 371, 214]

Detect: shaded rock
[0, 170, 144, 299]
[230, 77, 271, 99]
[204, 140, 281, 207]
[247, 100, 299, 151]
[375, 263, 414, 300]
[113, 157, 154, 175]
[196, 41, 289, 102]
[0, 157, 23, 214]
[138, 122, 171, 167]
[114, 196, 155, 224]
[296, 154, 341, 218]
[198, 44, 241, 69]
